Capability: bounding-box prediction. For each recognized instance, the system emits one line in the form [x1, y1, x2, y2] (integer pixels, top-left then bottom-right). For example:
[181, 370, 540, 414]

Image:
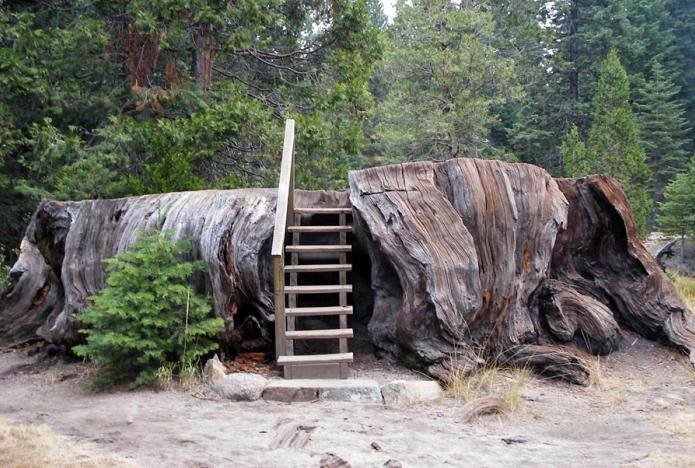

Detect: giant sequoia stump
[1, 159, 693, 384]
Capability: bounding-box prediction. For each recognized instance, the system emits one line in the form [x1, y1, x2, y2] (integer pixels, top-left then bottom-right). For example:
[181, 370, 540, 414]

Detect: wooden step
[286, 306, 353, 317]
[284, 263, 352, 273]
[284, 285, 352, 294]
[295, 207, 352, 214]
[277, 353, 353, 366]
[285, 328, 353, 340]
[287, 225, 352, 233]
[286, 245, 351, 253]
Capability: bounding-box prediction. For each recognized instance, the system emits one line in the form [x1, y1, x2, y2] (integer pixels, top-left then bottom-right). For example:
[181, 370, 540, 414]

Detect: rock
[501, 436, 528, 445]
[203, 354, 226, 383]
[319, 453, 351, 468]
[381, 380, 443, 406]
[383, 461, 402, 468]
[212, 372, 267, 401]
[262, 379, 383, 403]
[318, 381, 383, 403]
[262, 385, 318, 403]
[370, 441, 383, 451]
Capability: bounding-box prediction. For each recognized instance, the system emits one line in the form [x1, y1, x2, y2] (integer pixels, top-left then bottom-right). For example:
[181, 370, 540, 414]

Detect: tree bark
[1, 159, 693, 385]
[194, 27, 214, 91]
[0, 189, 349, 351]
[548, 176, 695, 357]
[349, 160, 695, 383]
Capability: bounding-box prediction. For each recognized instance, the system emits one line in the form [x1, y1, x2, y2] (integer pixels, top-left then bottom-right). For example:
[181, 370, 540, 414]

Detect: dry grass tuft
[0, 418, 138, 468]
[154, 365, 174, 391]
[154, 362, 202, 393]
[178, 362, 203, 393]
[651, 405, 695, 440]
[448, 365, 532, 414]
[672, 273, 695, 310]
[588, 356, 603, 386]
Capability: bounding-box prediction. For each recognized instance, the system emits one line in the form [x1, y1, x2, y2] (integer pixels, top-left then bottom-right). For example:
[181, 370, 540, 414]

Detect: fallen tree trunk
[547, 176, 695, 360]
[0, 189, 348, 351]
[349, 160, 695, 383]
[1, 159, 693, 385]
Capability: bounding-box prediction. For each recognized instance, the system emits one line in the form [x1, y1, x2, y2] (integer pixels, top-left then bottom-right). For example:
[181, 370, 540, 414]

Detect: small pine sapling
[73, 229, 223, 388]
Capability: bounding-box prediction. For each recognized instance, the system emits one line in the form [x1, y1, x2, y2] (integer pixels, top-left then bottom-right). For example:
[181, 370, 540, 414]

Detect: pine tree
[366, 0, 388, 30]
[587, 50, 652, 235]
[73, 230, 223, 388]
[561, 125, 591, 177]
[667, 0, 695, 152]
[374, 0, 518, 162]
[658, 156, 695, 263]
[505, 0, 680, 174]
[635, 62, 690, 213]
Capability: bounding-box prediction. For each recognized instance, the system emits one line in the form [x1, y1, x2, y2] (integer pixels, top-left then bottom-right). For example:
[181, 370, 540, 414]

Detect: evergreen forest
[2, 0, 695, 259]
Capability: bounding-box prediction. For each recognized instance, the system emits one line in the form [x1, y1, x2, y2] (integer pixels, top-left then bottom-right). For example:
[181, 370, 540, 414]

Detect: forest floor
[1, 336, 695, 468]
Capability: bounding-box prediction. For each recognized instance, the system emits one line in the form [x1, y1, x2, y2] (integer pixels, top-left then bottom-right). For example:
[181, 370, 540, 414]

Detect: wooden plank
[294, 207, 352, 214]
[277, 353, 353, 365]
[283, 264, 352, 273]
[273, 256, 285, 362]
[271, 119, 295, 258]
[286, 213, 300, 366]
[338, 211, 349, 378]
[285, 329, 353, 340]
[287, 225, 352, 233]
[270, 119, 294, 378]
[284, 285, 352, 294]
[285, 245, 351, 253]
[286, 306, 353, 316]
[288, 363, 342, 379]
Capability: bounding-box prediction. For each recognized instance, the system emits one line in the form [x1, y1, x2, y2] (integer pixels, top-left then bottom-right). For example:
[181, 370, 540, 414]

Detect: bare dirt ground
[1, 335, 694, 468]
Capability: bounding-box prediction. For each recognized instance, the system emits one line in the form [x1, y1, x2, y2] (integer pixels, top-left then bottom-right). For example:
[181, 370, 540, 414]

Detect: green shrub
[73, 229, 223, 388]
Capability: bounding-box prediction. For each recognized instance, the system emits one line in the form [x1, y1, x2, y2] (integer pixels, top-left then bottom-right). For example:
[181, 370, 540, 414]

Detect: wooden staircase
[271, 120, 355, 379]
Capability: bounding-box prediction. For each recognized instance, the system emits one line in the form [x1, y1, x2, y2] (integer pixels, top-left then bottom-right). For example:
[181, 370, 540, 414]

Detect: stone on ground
[380, 380, 443, 406]
[262, 379, 382, 403]
[212, 373, 267, 401]
[203, 355, 226, 383]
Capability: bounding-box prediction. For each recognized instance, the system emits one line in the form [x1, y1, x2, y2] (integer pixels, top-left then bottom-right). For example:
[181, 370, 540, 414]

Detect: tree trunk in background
[1, 159, 693, 384]
[124, 26, 161, 87]
[194, 28, 214, 91]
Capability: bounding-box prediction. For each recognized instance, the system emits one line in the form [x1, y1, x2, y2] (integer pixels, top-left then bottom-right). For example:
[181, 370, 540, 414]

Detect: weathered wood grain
[1, 159, 693, 385]
[549, 176, 695, 361]
[349, 158, 569, 379]
[534, 279, 621, 356]
[349, 160, 694, 382]
[0, 189, 349, 350]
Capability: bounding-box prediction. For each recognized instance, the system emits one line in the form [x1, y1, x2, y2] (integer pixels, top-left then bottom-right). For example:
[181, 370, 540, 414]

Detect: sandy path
[1, 337, 694, 467]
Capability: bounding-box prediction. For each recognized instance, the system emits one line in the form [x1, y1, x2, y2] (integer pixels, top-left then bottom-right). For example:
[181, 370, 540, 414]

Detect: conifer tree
[587, 50, 652, 235]
[658, 157, 695, 263]
[561, 125, 591, 177]
[635, 62, 690, 210]
[667, 0, 695, 152]
[73, 230, 223, 388]
[374, 0, 517, 162]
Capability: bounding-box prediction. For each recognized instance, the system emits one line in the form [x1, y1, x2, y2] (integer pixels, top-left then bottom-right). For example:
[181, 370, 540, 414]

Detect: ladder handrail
[272, 119, 295, 361]
[271, 119, 296, 258]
